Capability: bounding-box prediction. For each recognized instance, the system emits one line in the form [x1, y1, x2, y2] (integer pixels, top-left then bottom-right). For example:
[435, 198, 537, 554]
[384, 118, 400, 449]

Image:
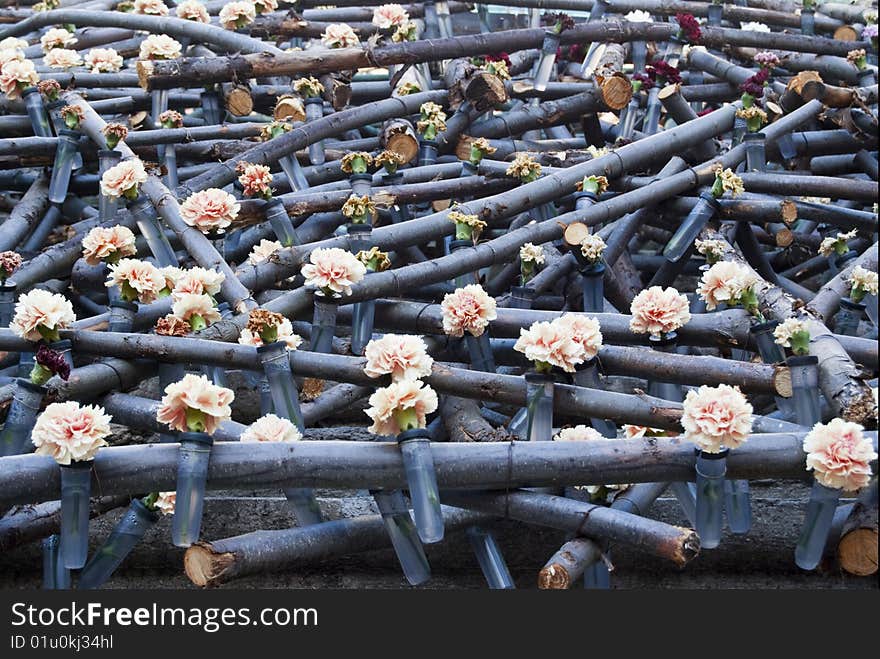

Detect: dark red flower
[739, 70, 769, 98]
[676, 13, 701, 42]
[485, 52, 511, 67]
[647, 60, 682, 85]
[697, 107, 716, 116]
[633, 72, 654, 90]
[544, 12, 575, 33]
[35, 345, 70, 381]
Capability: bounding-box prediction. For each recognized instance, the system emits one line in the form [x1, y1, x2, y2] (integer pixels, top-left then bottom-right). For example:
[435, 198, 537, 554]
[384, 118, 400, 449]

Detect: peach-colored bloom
[0, 38, 27, 52]
[105, 258, 166, 304]
[171, 267, 225, 300]
[219, 1, 256, 29]
[0, 48, 24, 69]
[84, 48, 124, 73]
[364, 334, 434, 382]
[440, 284, 497, 338]
[1, 59, 39, 99]
[554, 425, 604, 442]
[31, 401, 111, 465]
[40, 28, 77, 52]
[179, 188, 240, 233]
[681, 384, 753, 453]
[100, 158, 147, 200]
[237, 163, 273, 199]
[247, 239, 283, 265]
[623, 425, 668, 438]
[159, 265, 184, 291]
[804, 419, 876, 491]
[81, 225, 137, 265]
[696, 260, 758, 311]
[134, 0, 168, 15]
[176, 0, 209, 21]
[372, 4, 409, 28]
[156, 373, 234, 435]
[138, 34, 182, 60]
[514, 320, 585, 372]
[253, 0, 277, 14]
[240, 414, 302, 443]
[238, 317, 303, 350]
[154, 492, 176, 515]
[10, 289, 75, 341]
[321, 23, 360, 48]
[171, 293, 221, 328]
[365, 380, 438, 436]
[554, 314, 603, 362]
[301, 247, 366, 296]
[629, 286, 691, 336]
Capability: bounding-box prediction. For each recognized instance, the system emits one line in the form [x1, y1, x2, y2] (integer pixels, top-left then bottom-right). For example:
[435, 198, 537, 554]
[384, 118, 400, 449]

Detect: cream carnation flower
[440, 284, 497, 338]
[82, 225, 137, 266]
[0, 38, 27, 51]
[175, 0, 209, 22]
[40, 28, 77, 52]
[740, 21, 771, 32]
[156, 373, 234, 434]
[301, 247, 366, 296]
[105, 258, 166, 304]
[237, 162, 273, 199]
[580, 233, 606, 263]
[0, 59, 39, 99]
[681, 384, 753, 453]
[629, 286, 691, 336]
[372, 4, 409, 29]
[154, 492, 176, 515]
[159, 265, 184, 291]
[625, 9, 652, 22]
[179, 188, 240, 233]
[253, 0, 278, 14]
[365, 380, 438, 436]
[139, 34, 182, 60]
[773, 317, 809, 348]
[849, 264, 878, 300]
[247, 239, 283, 265]
[133, 0, 168, 15]
[10, 289, 75, 342]
[84, 48, 123, 73]
[238, 317, 303, 350]
[171, 293, 221, 330]
[321, 23, 360, 48]
[219, 1, 256, 29]
[623, 425, 667, 439]
[695, 238, 727, 264]
[31, 401, 111, 465]
[554, 425, 604, 442]
[240, 414, 303, 443]
[100, 158, 147, 200]
[364, 334, 434, 382]
[0, 48, 24, 68]
[697, 260, 758, 311]
[554, 314, 603, 362]
[804, 419, 876, 491]
[520, 243, 545, 264]
[514, 320, 585, 373]
[171, 267, 225, 299]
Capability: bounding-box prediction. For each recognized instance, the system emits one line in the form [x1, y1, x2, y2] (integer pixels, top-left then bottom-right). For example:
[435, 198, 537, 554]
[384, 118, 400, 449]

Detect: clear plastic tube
[78, 499, 158, 590]
[835, 298, 864, 337]
[794, 480, 841, 570]
[460, 161, 478, 178]
[617, 98, 639, 141]
[631, 41, 647, 74]
[171, 433, 213, 548]
[0, 379, 45, 457]
[583, 560, 611, 589]
[750, 321, 794, 417]
[524, 372, 554, 442]
[373, 490, 431, 585]
[743, 132, 766, 172]
[418, 140, 438, 167]
[350, 299, 376, 356]
[533, 32, 560, 92]
[580, 263, 605, 313]
[572, 360, 617, 437]
[695, 450, 727, 549]
[310, 295, 338, 354]
[201, 91, 222, 125]
[508, 285, 535, 310]
[670, 481, 697, 527]
[151, 88, 169, 124]
[97, 150, 121, 223]
[348, 173, 372, 197]
[732, 115, 747, 146]
[467, 526, 515, 589]
[282, 487, 323, 526]
[258, 341, 305, 432]
[398, 430, 444, 543]
[449, 239, 477, 288]
[724, 478, 752, 534]
[663, 192, 719, 262]
[108, 300, 137, 333]
[435, 1, 453, 38]
[41, 535, 70, 590]
[60, 461, 93, 568]
[279, 155, 310, 192]
[305, 99, 325, 165]
[578, 0, 609, 73]
[787, 356, 821, 427]
[646, 333, 684, 402]
[864, 293, 878, 328]
[0, 281, 15, 327]
[465, 330, 496, 373]
[776, 133, 797, 161]
[22, 88, 53, 137]
[641, 87, 662, 135]
[800, 9, 815, 36]
[264, 198, 299, 247]
[129, 195, 178, 267]
[48, 130, 80, 205]
[163, 143, 179, 190]
[707, 3, 723, 26]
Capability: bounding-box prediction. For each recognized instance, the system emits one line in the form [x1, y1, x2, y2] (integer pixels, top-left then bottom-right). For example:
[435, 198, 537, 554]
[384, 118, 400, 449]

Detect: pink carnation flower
[681, 384, 753, 453]
[84, 48, 123, 73]
[696, 261, 758, 311]
[247, 239, 283, 265]
[139, 34, 182, 60]
[372, 4, 409, 29]
[240, 414, 302, 443]
[0, 59, 40, 99]
[100, 158, 147, 200]
[301, 247, 366, 296]
[514, 319, 585, 373]
[10, 289, 76, 341]
[365, 380, 438, 436]
[40, 28, 77, 52]
[105, 258, 166, 304]
[554, 314, 603, 362]
[171, 267, 225, 299]
[440, 284, 497, 337]
[629, 286, 691, 336]
[219, 1, 256, 29]
[31, 401, 111, 465]
[179, 188, 240, 233]
[81, 225, 137, 265]
[44, 48, 82, 69]
[171, 293, 222, 329]
[134, 0, 168, 14]
[237, 163, 273, 199]
[804, 419, 876, 491]
[154, 492, 176, 515]
[156, 373, 234, 435]
[554, 425, 604, 442]
[364, 334, 434, 382]
[175, 0, 210, 22]
[321, 23, 360, 48]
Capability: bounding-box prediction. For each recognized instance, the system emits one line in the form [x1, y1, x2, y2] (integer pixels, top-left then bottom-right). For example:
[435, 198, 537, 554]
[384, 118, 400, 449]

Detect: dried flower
[10, 289, 75, 342]
[441, 284, 497, 338]
[554, 314, 603, 362]
[365, 380, 438, 435]
[158, 109, 183, 128]
[374, 150, 406, 173]
[301, 247, 366, 297]
[849, 265, 878, 303]
[364, 334, 434, 382]
[629, 286, 691, 337]
[804, 419, 876, 491]
[293, 76, 324, 97]
[416, 102, 447, 140]
[681, 384, 753, 453]
[260, 120, 291, 142]
[248, 239, 283, 265]
[356, 246, 391, 272]
[180, 188, 240, 233]
[156, 373, 234, 434]
[139, 34, 182, 60]
[675, 13, 701, 42]
[579, 233, 606, 264]
[100, 158, 147, 200]
[60, 104, 84, 129]
[244, 309, 287, 344]
[101, 123, 128, 149]
[695, 238, 727, 265]
[372, 4, 409, 29]
[30, 345, 70, 385]
[175, 0, 209, 22]
[448, 209, 486, 241]
[514, 319, 585, 373]
[155, 314, 191, 336]
[219, 1, 256, 29]
[239, 313, 302, 350]
[847, 49, 867, 69]
[106, 258, 165, 304]
[0, 250, 22, 281]
[321, 23, 360, 48]
[392, 20, 418, 42]
[237, 162, 273, 200]
[710, 164, 745, 198]
[40, 28, 77, 52]
[241, 414, 302, 443]
[544, 11, 575, 34]
[483, 58, 510, 80]
[575, 175, 608, 195]
[773, 317, 811, 355]
[818, 228, 858, 258]
[253, 0, 277, 14]
[37, 79, 61, 101]
[84, 48, 123, 73]
[171, 293, 221, 331]
[736, 105, 767, 132]
[506, 153, 542, 182]
[697, 260, 761, 314]
[341, 194, 376, 223]
[754, 51, 780, 69]
[468, 137, 496, 165]
[1, 58, 39, 100]
[31, 401, 111, 465]
[81, 225, 136, 266]
[341, 151, 373, 175]
[395, 81, 421, 95]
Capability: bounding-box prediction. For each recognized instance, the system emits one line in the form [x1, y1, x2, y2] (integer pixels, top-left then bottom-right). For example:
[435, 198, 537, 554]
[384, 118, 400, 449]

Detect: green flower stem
[36, 325, 60, 343]
[185, 407, 207, 433]
[454, 223, 473, 241]
[30, 363, 53, 386]
[189, 314, 207, 332]
[393, 407, 421, 433]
